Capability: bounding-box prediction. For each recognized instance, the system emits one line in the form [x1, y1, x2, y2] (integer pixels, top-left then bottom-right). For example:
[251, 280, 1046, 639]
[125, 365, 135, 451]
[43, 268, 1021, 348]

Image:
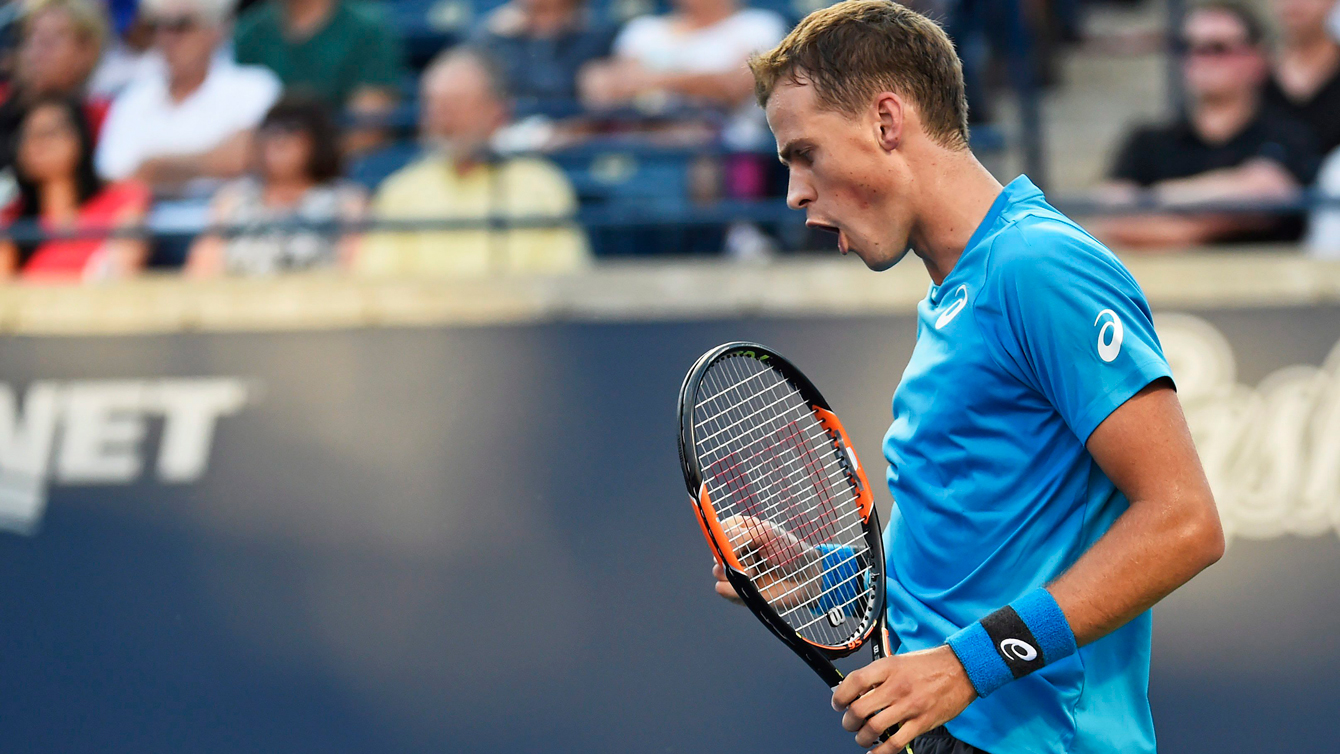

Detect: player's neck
[908, 151, 1003, 286]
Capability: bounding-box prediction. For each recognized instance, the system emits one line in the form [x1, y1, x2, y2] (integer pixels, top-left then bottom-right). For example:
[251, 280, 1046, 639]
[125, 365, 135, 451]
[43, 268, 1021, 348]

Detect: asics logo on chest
[935, 285, 969, 329]
[1094, 309, 1124, 362]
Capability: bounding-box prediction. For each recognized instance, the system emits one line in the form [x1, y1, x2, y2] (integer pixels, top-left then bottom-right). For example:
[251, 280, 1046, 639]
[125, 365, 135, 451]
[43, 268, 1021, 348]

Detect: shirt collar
[928, 174, 1041, 302]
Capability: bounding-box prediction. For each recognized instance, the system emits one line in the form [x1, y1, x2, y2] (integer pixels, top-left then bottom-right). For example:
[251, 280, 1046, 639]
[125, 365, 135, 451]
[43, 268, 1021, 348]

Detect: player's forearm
[1047, 478, 1223, 646]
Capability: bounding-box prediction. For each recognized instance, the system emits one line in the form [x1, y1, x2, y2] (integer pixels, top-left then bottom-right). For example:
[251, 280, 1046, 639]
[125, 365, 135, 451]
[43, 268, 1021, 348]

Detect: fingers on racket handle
[875, 725, 915, 754]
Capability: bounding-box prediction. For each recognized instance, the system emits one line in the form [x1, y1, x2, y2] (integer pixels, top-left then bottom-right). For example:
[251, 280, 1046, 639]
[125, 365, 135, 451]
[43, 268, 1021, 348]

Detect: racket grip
[829, 685, 913, 754]
[874, 726, 914, 754]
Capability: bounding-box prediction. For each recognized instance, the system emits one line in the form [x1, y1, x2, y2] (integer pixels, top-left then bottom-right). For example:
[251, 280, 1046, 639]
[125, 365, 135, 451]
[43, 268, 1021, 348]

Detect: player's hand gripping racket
[677, 343, 910, 753]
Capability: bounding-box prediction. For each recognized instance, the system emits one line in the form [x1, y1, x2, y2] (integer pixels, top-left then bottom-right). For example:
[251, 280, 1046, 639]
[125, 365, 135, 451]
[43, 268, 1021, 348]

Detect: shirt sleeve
[506, 159, 590, 272]
[612, 17, 654, 60]
[232, 68, 283, 131]
[93, 91, 142, 181]
[981, 221, 1173, 444]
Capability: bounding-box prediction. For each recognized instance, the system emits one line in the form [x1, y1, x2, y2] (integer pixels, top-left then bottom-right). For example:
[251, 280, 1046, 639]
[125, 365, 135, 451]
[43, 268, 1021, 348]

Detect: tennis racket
[677, 342, 910, 753]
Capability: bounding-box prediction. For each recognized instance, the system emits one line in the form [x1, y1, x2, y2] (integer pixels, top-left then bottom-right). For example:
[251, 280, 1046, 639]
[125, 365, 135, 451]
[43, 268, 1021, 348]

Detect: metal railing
[1, 193, 1337, 245]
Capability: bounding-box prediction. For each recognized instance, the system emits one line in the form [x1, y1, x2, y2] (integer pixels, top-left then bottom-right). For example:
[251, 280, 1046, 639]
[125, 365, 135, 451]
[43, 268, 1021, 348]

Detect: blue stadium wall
[0, 304, 1336, 753]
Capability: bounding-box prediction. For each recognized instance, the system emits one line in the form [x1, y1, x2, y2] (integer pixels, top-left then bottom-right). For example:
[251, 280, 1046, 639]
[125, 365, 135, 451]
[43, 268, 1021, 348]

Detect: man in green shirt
[234, 0, 404, 150]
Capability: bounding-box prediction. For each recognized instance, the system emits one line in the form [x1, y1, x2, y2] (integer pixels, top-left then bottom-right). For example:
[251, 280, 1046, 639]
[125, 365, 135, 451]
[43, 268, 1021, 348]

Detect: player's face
[766, 80, 915, 271]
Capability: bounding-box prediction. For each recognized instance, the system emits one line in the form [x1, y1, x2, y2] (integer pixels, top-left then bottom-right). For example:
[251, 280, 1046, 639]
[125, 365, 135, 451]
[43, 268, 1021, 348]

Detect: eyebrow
[778, 139, 810, 165]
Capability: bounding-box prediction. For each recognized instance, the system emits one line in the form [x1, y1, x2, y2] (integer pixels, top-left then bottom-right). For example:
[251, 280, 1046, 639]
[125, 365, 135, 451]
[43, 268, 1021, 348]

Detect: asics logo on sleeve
[935, 285, 969, 329]
[999, 638, 1038, 662]
[1094, 309, 1124, 362]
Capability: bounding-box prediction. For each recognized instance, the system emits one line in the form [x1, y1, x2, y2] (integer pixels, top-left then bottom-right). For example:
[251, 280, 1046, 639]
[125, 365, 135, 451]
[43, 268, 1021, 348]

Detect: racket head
[678, 342, 885, 665]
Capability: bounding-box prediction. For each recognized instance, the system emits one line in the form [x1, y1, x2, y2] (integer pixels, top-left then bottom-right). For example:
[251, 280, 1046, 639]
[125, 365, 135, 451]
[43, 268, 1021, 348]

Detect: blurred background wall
[0, 260, 1336, 753]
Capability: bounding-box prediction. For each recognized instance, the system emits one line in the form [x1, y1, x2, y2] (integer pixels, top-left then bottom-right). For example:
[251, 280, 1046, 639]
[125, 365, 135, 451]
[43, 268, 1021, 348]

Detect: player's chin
[856, 245, 908, 272]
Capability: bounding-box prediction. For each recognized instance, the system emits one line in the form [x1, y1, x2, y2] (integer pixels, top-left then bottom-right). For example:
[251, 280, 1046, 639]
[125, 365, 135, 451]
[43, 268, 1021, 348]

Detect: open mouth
[806, 221, 847, 254]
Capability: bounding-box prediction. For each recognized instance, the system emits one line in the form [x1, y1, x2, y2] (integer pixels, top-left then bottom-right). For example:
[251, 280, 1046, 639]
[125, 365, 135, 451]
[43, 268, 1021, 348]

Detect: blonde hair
[750, 0, 969, 150]
[23, 0, 109, 53]
[138, 0, 238, 25]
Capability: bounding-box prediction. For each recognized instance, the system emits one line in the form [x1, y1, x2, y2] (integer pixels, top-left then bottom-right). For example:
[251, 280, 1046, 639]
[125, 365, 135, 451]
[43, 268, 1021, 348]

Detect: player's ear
[873, 92, 903, 152]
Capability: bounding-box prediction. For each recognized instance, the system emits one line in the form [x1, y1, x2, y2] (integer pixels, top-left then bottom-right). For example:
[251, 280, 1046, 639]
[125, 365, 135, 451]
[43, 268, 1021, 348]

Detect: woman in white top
[187, 95, 366, 276]
[579, 0, 786, 144]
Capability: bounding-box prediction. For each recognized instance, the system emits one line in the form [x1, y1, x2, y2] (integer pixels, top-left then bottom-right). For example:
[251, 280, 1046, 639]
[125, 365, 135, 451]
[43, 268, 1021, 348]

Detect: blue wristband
[945, 587, 1077, 698]
[814, 544, 863, 614]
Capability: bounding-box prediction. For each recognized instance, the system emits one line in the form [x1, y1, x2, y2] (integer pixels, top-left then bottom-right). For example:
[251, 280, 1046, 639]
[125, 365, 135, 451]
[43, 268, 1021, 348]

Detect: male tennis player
[711, 2, 1225, 753]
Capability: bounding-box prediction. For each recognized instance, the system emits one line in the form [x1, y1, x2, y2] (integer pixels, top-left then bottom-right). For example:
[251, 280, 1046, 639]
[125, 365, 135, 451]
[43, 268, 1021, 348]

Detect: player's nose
[786, 173, 815, 210]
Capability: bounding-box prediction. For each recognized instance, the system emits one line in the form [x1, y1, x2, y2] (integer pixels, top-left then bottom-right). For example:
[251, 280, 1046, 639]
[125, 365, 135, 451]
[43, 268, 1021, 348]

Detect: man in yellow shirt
[358, 48, 591, 276]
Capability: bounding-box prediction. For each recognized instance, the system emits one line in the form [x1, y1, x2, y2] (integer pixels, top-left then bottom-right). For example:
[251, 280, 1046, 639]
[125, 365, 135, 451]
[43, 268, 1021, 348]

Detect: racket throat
[803, 653, 845, 688]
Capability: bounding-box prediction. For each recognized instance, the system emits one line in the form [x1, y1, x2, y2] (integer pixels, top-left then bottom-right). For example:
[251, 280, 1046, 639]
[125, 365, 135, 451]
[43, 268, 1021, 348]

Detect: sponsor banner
[0, 379, 253, 533]
[1161, 313, 1340, 541]
[0, 308, 1335, 754]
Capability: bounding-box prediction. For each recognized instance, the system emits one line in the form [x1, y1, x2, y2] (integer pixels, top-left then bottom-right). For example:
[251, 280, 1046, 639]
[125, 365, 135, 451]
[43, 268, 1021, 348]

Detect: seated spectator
[1307, 146, 1340, 254]
[470, 0, 617, 107]
[358, 48, 590, 276]
[0, 0, 111, 171]
[1092, 1, 1321, 248]
[89, 16, 162, 99]
[95, 0, 282, 194]
[0, 96, 150, 281]
[1265, 0, 1340, 154]
[579, 0, 786, 146]
[187, 95, 366, 276]
[233, 0, 404, 150]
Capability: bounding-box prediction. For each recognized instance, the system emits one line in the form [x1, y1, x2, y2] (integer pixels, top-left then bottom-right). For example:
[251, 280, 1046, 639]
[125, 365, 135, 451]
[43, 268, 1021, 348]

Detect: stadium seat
[348, 142, 423, 190]
[550, 145, 691, 208]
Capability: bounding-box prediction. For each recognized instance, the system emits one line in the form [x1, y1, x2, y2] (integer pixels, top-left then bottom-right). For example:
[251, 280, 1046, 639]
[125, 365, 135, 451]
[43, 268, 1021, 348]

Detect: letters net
[691, 354, 875, 649]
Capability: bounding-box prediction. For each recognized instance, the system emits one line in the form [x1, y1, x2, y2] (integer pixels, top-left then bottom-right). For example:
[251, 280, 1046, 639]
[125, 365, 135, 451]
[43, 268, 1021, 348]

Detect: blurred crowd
[0, 0, 1336, 282]
[1092, 0, 1340, 254]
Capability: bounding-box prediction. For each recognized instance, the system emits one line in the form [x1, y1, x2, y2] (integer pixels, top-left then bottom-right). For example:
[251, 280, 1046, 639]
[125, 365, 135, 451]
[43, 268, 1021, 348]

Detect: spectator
[1265, 0, 1340, 153]
[187, 95, 366, 276]
[233, 0, 404, 148]
[1307, 147, 1340, 254]
[95, 0, 282, 194]
[1092, 1, 1320, 248]
[0, 96, 150, 280]
[358, 48, 590, 276]
[579, 0, 786, 145]
[89, 17, 162, 99]
[470, 0, 617, 107]
[0, 0, 110, 172]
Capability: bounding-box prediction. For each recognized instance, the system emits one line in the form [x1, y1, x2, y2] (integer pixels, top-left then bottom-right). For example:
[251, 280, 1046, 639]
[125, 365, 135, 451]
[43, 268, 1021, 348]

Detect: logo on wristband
[999, 638, 1038, 662]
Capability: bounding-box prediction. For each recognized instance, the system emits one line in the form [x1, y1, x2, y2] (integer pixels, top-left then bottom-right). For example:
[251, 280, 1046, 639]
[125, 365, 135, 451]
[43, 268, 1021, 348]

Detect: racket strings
[707, 437, 847, 542]
[692, 355, 875, 649]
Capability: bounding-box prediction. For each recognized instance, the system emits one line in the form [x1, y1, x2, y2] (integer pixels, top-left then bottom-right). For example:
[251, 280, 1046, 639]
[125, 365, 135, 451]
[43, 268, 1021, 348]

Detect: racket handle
[830, 684, 914, 754]
[875, 727, 915, 754]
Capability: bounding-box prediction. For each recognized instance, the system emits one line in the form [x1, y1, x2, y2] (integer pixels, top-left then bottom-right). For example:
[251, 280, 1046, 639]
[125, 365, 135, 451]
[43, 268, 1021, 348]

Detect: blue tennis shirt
[882, 176, 1171, 754]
